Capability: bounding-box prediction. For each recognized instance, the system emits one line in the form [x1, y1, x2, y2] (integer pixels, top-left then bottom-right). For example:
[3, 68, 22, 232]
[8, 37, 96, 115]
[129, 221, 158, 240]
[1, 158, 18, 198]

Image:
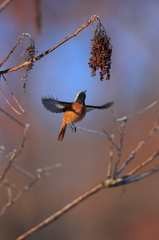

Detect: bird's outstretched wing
[86, 101, 114, 112]
[41, 95, 72, 113]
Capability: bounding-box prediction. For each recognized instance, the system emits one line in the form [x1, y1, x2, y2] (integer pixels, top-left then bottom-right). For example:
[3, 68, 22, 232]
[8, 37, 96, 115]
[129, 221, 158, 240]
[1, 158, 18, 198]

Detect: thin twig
[78, 127, 119, 150]
[124, 151, 159, 178]
[117, 119, 159, 175]
[0, 150, 15, 166]
[0, 163, 61, 217]
[0, 0, 13, 12]
[16, 183, 105, 240]
[117, 141, 144, 176]
[0, 33, 31, 67]
[0, 145, 5, 157]
[0, 108, 25, 127]
[36, 163, 61, 174]
[0, 15, 100, 75]
[16, 161, 159, 240]
[2, 74, 26, 113]
[0, 87, 21, 115]
[4, 180, 14, 203]
[111, 107, 121, 134]
[0, 124, 29, 181]
[113, 120, 126, 177]
[11, 164, 35, 178]
[0, 176, 38, 217]
[116, 101, 157, 122]
[107, 135, 114, 179]
[118, 166, 159, 184]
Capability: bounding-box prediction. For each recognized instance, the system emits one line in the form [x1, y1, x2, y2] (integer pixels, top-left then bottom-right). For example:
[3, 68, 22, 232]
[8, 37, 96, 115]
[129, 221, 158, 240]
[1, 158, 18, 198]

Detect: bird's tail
[58, 121, 67, 141]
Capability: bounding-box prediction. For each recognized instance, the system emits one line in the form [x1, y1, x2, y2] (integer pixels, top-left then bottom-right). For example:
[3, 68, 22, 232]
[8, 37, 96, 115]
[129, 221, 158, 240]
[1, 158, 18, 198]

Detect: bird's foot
[68, 123, 76, 133]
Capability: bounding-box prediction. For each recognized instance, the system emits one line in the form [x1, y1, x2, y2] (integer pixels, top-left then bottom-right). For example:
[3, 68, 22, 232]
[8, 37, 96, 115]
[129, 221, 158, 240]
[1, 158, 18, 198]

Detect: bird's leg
[68, 123, 76, 133]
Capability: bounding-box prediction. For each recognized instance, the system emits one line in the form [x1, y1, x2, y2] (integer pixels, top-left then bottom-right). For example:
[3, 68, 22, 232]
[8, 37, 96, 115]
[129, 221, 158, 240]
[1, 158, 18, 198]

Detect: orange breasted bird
[41, 91, 114, 141]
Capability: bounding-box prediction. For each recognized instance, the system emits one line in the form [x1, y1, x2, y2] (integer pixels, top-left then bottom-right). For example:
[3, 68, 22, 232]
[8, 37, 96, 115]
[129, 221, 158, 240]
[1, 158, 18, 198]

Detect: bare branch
[1, 74, 26, 114]
[0, 87, 21, 115]
[36, 163, 61, 175]
[0, 145, 5, 157]
[0, 108, 26, 127]
[16, 157, 159, 240]
[116, 101, 157, 122]
[0, 0, 13, 12]
[11, 164, 35, 178]
[0, 176, 38, 217]
[128, 101, 157, 119]
[0, 33, 32, 67]
[111, 107, 121, 134]
[0, 16, 100, 75]
[107, 135, 114, 179]
[16, 183, 105, 240]
[117, 119, 159, 175]
[124, 151, 159, 178]
[0, 163, 61, 217]
[118, 167, 159, 184]
[0, 150, 15, 166]
[78, 127, 119, 150]
[113, 121, 126, 177]
[0, 124, 29, 181]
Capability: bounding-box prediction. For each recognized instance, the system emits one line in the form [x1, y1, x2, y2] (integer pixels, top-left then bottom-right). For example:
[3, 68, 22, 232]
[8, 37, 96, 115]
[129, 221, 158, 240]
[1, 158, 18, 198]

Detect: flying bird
[41, 90, 114, 141]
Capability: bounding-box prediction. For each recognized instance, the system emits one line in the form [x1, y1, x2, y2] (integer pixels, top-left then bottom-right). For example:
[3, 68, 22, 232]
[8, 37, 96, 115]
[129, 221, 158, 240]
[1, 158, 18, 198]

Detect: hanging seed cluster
[22, 39, 37, 91]
[88, 22, 112, 81]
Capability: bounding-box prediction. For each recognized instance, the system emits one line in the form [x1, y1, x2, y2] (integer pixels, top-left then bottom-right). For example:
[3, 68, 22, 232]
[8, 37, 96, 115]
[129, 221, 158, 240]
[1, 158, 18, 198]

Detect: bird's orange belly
[64, 104, 86, 124]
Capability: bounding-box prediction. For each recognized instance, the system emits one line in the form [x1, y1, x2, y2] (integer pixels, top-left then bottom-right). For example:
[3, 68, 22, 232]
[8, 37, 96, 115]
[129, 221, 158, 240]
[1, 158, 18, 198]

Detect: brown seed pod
[88, 22, 113, 81]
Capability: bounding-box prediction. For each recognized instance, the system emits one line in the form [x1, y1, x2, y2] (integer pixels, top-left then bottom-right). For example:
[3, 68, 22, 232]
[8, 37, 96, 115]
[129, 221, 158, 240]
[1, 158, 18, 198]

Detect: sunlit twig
[0, 87, 21, 115]
[2, 74, 26, 113]
[116, 101, 157, 122]
[0, 33, 32, 67]
[0, 0, 13, 12]
[0, 15, 100, 75]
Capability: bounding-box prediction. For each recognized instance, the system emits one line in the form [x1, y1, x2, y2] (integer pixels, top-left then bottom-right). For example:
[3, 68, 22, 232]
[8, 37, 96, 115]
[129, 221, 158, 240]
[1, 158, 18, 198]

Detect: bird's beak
[84, 90, 87, 93]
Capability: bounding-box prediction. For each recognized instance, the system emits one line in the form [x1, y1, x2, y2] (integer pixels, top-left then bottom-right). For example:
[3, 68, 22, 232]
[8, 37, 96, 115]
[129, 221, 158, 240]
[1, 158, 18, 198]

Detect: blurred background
[0, 0, 159, 239]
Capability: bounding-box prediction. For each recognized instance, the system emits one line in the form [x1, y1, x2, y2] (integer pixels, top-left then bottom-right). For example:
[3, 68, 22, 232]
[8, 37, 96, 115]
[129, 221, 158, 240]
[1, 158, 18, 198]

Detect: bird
[41, 90, 114, 141]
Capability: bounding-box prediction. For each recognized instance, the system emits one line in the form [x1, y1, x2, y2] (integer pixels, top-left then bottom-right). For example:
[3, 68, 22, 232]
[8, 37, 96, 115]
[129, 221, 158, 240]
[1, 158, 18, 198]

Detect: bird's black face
[74, 90, 86, 104]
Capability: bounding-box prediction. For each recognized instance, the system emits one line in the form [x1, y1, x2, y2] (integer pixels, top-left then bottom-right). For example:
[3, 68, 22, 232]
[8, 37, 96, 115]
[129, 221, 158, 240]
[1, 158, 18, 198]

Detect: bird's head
[74, 90, 87, 104]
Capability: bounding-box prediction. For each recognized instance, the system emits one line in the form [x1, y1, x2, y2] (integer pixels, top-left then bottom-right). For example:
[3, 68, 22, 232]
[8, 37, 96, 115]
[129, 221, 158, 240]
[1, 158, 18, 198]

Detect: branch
[16, 183, 105, 240]
[1, 74, 26, 114]
[0, 0, 13, 12]
[0, 15, 100, 75]
[0, 163, 61, 217]
[117, 118, 159, 175]
[124, 151, 159, 178]
[116, 101, 157, 122]
[0, 176, 38, 217]
[0, 123, 29, 181]
[0, 108, 25, 127]
[107, 135, 114, 179]
[114, 120, 126, 177]
[0, 108, 29, 181]
[16, 158, 159, 240]
[0, 33, 32, 67]
[78, 127, 119, 150]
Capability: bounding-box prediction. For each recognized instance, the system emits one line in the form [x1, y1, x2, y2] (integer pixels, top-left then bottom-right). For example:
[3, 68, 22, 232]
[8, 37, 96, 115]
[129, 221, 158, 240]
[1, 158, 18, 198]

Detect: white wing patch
[41, 95, 66, 113]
